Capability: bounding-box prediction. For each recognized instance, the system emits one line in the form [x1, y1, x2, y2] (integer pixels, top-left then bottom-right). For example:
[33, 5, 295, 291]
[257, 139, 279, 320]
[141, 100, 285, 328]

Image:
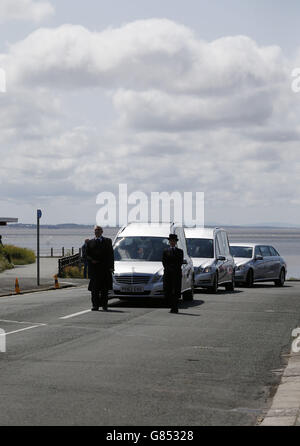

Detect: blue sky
[0, 0, 300, 225]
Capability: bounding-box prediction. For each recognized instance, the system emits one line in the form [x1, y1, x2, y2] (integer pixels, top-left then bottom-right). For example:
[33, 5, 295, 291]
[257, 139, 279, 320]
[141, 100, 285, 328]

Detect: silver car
[185, 227, 235, 293]
[112, 222, 194, 301]
[230, 243, 287, 287]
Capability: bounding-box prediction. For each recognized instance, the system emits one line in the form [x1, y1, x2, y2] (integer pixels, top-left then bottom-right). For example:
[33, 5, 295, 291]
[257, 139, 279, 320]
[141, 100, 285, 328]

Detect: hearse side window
[259, 246, 272, 257]
[221, 231, 230, 257]
[269, 246, 279, 256]
[255, 246, 262, 256]
[216, 233, 225, 256]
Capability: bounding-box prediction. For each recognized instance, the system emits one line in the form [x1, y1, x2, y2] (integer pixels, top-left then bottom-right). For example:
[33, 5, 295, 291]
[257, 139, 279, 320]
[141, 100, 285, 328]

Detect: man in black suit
[86, 226, 114, 311]
[162, 234, 183, 313]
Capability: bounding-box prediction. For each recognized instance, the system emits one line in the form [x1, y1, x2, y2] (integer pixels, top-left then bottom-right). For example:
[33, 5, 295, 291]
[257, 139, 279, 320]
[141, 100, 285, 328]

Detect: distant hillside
[7, 222, 300, 230]
[8, 223, 95, 229]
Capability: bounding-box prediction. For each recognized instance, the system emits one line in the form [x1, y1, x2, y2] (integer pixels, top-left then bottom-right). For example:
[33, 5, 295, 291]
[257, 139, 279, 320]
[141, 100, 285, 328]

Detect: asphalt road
[0, 282, 300, 426]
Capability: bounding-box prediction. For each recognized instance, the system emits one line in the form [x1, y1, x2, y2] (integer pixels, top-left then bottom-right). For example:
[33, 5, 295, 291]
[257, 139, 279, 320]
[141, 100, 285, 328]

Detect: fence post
[62, 247, 64, 257]
[51, 248, 53, 257]
[72, 247, 74, 255]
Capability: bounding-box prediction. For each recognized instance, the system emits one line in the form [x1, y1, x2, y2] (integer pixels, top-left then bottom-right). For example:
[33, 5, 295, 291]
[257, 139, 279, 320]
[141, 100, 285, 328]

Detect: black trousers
[91, 289, 108, 309]
[164, 273, 181, 311]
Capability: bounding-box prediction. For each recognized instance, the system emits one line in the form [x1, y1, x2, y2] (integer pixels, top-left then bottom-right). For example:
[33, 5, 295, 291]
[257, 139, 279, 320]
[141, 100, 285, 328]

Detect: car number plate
[120, 286, 144, 293]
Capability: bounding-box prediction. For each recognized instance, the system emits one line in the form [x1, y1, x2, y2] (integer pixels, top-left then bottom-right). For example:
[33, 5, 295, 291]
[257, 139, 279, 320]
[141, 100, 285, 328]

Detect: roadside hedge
[3, 244, 36, 265]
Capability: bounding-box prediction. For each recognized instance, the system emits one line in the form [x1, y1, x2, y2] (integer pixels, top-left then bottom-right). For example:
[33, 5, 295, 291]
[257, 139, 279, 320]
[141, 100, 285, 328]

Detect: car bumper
[112, 281, 164, 298]
[234, 269, 247, 282]
[194, 272, 214, 288]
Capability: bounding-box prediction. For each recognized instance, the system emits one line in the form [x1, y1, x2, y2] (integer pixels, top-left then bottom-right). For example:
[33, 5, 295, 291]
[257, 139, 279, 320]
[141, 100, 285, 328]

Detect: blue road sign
[37, 209, 42, 219]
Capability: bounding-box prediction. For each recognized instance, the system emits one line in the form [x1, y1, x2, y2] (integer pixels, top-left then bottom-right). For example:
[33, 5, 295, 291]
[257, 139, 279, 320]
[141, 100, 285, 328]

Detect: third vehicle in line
[185, 227, 235, 293]
[230, 243, 287, 287]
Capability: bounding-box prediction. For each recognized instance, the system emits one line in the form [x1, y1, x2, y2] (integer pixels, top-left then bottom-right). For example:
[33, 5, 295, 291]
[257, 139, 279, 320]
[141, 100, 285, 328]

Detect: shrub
[0, 253, 13, 272]
[3, 244, 36, 265]
[0, 246, 13, 272]
[61, 265, 84, 278]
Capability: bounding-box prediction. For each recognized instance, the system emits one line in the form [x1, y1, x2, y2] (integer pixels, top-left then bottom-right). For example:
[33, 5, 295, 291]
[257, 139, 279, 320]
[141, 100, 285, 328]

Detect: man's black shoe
[91, 307, 99, 311]
[170, 308, 178, 313]
[102, 306, 108, 311]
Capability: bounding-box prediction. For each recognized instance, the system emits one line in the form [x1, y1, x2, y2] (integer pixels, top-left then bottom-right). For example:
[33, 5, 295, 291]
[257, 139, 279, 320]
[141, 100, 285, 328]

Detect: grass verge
[3, 244, 36, 265]
[61, 265, 84, 278]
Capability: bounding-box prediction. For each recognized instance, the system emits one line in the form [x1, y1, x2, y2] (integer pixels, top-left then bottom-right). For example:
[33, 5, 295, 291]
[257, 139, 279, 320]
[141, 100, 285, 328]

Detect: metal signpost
[37, 209, 42, 286]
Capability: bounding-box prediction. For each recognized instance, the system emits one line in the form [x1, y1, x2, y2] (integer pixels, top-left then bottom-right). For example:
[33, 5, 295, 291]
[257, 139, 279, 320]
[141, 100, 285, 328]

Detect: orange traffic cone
[54, 274, 60, 289]
[15, 278, 21, 294]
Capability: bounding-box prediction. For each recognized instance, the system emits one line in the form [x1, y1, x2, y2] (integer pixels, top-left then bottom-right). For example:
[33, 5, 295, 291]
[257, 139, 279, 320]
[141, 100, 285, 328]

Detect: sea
[0, 226, 299, 279]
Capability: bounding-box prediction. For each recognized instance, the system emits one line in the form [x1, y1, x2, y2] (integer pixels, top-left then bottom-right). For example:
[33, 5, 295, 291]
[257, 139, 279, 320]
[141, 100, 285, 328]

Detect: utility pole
[37, 209, 42, 286]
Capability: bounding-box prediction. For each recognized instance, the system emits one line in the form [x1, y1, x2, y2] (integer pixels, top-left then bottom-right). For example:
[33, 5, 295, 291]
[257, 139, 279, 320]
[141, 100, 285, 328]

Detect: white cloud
[0, 0, 54, 23]
[0, 19, 299, 224]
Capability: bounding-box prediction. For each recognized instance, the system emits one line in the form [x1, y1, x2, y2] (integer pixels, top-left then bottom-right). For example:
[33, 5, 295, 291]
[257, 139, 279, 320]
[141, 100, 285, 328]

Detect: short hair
[94, 225, 103, 231]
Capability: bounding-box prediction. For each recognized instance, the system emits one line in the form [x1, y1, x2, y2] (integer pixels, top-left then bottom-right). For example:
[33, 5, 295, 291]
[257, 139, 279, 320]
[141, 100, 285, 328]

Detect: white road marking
[5, 324, 47, 336]
[60, 309, 91, 319]
[0, 319, 45, 325]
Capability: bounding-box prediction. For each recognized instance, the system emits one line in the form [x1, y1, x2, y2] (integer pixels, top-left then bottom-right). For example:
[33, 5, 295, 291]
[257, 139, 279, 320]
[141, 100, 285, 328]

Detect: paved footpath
[261, 347, 300, 425]
[0, 258, 85, 296]
[0, 282, 300, 425]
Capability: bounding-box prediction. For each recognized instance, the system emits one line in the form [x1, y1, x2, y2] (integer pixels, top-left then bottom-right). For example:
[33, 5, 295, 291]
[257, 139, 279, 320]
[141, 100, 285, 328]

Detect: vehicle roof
[117, 222, 175, 238]
[184, 227, 222, 239]
[230, 243, 257, 248]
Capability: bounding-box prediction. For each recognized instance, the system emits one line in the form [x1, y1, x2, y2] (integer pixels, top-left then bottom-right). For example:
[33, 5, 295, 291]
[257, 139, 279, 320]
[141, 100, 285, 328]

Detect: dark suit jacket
[86, 237, 114, 290]
[162, 247, 183, 292]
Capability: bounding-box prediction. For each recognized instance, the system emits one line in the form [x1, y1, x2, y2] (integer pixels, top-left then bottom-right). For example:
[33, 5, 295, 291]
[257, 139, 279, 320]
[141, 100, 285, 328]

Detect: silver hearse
[185, 227, 235, 293]
[230, 243, 287, 287]
[112, 222, 194, 301]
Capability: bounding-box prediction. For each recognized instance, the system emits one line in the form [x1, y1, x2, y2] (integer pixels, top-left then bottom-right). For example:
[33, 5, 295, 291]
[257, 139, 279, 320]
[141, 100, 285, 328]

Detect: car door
[253, 246, 265, 280]
[175, 228, 190, 290]
[215, 232, 226, 283]
[221, 230, 233, 282]
[259, 245, 273, 279]
[269, 246, 281, 278]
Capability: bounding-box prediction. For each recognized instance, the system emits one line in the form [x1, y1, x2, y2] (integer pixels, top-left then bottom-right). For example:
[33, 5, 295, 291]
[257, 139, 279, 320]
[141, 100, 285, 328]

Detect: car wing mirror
[183, 259, 188, 264]
[217, 255, 226, 261]
[255, 255, 263, 261]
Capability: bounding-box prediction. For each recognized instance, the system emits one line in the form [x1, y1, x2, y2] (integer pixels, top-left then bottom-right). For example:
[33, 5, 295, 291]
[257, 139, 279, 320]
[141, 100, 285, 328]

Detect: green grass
[0, 253, 12, 272]
[3, 244, 36, 265]
[61, 265, 84, 278]
[0, 246, 13, 272]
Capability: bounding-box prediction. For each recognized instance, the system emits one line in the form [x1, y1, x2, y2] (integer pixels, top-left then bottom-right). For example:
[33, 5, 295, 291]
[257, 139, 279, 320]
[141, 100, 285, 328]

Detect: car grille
[114, 290, 151, 296]
[114, 275, 151, 285]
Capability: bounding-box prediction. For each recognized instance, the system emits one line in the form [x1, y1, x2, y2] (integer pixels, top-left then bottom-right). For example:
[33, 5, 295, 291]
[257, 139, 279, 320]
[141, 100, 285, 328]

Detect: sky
[0, 0, 300, 226]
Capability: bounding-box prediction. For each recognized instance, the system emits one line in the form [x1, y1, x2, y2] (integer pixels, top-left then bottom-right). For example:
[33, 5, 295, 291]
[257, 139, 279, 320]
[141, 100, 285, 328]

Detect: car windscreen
[186, 238, 214, 258]
[230, 246, 253, 258]
[113, 236, 169, 261]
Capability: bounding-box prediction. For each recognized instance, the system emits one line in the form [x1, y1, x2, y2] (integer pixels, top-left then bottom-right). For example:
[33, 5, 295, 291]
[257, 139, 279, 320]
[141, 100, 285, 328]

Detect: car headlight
[237, 264, 247, 271]
[195, 266, 212, 274]
[203, 266, 212, 273]
[152, 273, 163, 283]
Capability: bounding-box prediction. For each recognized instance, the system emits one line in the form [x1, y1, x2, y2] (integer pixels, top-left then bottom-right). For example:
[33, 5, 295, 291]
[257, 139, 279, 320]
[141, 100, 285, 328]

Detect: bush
[3, 244, 36, 265]
[0, 245, 13, 272]
[61, 265, 84, 278]
[0, 253, 13, 272]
